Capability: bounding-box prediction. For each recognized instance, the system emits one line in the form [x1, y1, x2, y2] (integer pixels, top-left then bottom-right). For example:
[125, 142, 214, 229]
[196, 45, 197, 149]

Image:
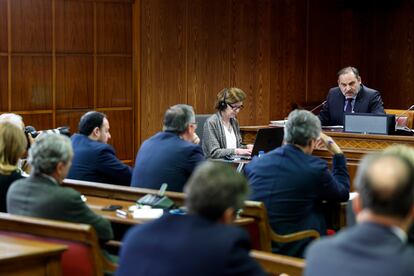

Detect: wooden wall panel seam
[7, 0, 11, 111]
[93, 1, 97, 109]
[52, 0, 56, 127]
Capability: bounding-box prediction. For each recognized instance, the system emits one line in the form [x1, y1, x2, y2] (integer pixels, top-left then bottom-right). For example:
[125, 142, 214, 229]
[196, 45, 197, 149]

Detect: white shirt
[223, 124, 237, 149]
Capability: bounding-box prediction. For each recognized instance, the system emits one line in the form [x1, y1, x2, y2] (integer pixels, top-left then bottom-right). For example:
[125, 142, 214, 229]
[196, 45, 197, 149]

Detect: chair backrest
[250, 250, 305, 276]
[385, 109, 414, 128]
[195, 114, 212, 144]
[241, 201, 272, 251]
[241, 201, 320, 252]
[0, 212, 114, 276]
[62, 178, 186, 206]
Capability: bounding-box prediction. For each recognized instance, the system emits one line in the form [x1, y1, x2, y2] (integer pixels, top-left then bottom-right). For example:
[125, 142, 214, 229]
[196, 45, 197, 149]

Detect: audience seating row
[0, 212, 116, 276]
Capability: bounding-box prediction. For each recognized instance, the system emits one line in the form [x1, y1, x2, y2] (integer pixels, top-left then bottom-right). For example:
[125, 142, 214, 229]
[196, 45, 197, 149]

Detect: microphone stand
[310, 100, 327, 114]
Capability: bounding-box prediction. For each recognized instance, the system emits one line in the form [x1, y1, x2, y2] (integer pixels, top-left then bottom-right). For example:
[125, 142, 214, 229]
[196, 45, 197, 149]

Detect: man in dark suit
[305, 148, 414, 276]
[318, 66, 385, 126]
[245, 110, 350, 257]
[68, 111, 132, 185]
[131, 104, 204, 192]
[7, 133, 113, 241]
[117, 161, 265, 276]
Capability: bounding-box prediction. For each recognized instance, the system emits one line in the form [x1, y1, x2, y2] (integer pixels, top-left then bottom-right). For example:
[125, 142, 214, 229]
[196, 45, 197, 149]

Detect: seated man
[318, 66, 385, 126]
[68, 111, 132, 185]
[305, 148, 414, 276]
[7, 134, 113, 241]
[118, 161, 265, 276]
[131, 104, 204, 192]
[245, 109, 350, 257]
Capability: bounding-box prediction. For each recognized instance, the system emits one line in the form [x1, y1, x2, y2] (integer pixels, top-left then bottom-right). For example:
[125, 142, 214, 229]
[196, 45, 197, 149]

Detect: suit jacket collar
[29, 174, 59, 186]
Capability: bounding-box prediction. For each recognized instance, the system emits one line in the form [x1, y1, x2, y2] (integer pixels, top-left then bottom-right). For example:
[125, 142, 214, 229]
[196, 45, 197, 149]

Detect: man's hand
[318, 133, 343, 155]
[192, 133, 200, 145]
[235, 148, 252, 156]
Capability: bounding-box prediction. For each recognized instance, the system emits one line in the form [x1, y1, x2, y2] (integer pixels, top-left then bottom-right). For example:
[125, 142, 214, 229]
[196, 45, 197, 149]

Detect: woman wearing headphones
[202, 88, 252, 159]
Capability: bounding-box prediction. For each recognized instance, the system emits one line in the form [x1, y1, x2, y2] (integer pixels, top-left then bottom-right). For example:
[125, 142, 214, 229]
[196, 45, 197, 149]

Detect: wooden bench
[63, 178, 185, 206]
[0, 234, 66, 276]
[250, 250, 305, 276]
[0, 212, 116, 276]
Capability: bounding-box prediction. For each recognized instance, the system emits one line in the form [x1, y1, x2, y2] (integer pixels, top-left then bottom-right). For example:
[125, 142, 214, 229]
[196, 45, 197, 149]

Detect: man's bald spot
[366, 155, 410, 200]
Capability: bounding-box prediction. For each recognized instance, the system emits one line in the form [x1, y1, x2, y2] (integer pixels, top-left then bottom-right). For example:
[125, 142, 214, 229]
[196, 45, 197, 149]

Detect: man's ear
[352, 194, 362, 215]
[56, 162, 65, 176]
[220, 208, 235, 225]
[91, 127, 100, 138]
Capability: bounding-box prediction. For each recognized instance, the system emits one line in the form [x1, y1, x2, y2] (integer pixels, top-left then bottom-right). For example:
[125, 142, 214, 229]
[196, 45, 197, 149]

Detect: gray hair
[184, 161, 249, 221]
[0, 113, 24, 129]
[163, 104, 195, 134]
[284, 109, 321, 146]
[28, 133, 73, 175]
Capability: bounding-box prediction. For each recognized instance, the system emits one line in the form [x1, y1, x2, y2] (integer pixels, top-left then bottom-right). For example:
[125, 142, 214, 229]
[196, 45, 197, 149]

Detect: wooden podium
[240, 125, 414, 191]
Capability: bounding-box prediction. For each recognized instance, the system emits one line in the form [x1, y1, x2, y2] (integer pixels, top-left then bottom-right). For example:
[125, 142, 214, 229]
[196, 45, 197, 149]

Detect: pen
[116, 209, 128, 217]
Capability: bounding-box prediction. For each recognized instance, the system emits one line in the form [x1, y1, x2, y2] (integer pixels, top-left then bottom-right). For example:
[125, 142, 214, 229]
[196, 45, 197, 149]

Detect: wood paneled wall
[0, 0, 134, 161]
[139, 0, 414, 142]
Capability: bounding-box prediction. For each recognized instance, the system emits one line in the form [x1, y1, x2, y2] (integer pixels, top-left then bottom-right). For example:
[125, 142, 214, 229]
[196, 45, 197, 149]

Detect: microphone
[310, 100, 327, 114]
[395, 104, 414, 129]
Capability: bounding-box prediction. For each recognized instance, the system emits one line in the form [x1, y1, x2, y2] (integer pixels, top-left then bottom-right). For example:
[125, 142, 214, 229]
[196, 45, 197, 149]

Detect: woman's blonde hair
[0, 122, 27, 167]
[215, 87, 246, 111]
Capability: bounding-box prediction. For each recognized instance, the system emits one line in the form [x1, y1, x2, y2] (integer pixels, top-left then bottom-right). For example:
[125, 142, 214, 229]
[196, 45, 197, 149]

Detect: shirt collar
[40, 173, 59, 185]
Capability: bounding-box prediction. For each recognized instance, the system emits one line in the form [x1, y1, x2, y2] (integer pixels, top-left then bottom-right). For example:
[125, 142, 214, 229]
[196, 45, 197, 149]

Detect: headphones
[217, 88, 229, 111]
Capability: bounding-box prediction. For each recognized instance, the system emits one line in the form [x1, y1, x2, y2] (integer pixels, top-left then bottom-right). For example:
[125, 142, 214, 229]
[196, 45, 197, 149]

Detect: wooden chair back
[241, 201, 320, 252]
[250, 250, 305, 276]
[385, 109, 414, 128]
[62, 178, 185, 206]
[0, 212, 116, 276]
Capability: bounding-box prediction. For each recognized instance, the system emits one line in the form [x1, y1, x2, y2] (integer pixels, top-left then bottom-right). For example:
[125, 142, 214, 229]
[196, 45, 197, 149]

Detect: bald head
[356, 152, 414, 219]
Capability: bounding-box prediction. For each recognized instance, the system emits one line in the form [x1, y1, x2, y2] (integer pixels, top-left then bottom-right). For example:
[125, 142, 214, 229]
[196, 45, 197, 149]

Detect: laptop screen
[251, 127, 284, 156]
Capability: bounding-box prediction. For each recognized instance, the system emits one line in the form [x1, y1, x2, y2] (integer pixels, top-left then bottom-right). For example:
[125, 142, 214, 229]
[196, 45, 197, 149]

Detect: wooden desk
[63, 179, 265, 249]
[0, 235, 66, 276]
[86, 195, 254, 227]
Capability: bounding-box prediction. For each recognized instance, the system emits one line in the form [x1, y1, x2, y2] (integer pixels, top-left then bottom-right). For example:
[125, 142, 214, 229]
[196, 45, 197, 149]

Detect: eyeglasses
[228, 103, 244, 111]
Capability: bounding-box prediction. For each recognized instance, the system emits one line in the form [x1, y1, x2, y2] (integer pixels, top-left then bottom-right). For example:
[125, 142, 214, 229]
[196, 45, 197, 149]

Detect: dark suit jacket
[0, 170, 22, 212]
[117, 214, 265, 276]
[245, 144, 350, 257]
[305, 222, 414, 276]
[68, 134, 132, 186]
[131, 131, 204, 192]
[7, 174, 113, 240]
[318, 85, 385, 126]
[347, 199, 414, 244]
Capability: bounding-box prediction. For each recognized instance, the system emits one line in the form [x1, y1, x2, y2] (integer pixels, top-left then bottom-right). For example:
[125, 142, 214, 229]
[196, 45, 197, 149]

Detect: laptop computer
[228, 127, 284, 160]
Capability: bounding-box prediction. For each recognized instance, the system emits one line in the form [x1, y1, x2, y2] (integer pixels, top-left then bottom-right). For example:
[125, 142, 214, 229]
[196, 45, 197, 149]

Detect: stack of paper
[269, 120, 287, 127]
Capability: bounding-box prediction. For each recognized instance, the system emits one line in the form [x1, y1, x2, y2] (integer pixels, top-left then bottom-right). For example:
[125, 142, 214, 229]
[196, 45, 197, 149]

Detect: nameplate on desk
[344, 113, 395, 135]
